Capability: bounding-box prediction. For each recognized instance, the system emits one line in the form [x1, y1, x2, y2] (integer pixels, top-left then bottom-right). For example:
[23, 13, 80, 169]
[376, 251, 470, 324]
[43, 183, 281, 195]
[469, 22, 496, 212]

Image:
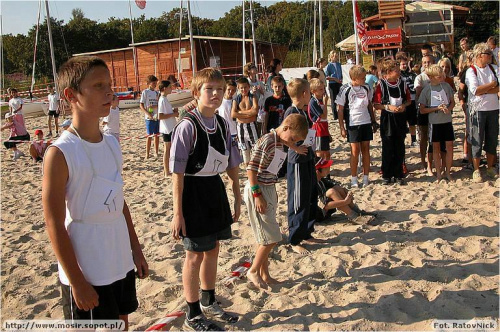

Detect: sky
[0, 0, 264, 36]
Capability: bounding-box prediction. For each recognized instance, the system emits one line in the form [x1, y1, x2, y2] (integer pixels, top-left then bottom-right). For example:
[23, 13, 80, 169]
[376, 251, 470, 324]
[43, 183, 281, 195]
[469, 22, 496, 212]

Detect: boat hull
[117, 90, 193, 109]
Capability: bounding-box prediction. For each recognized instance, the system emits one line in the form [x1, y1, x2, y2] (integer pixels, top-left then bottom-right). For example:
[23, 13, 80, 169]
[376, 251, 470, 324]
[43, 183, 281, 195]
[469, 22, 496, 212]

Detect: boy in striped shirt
[243, 114, 308, 288]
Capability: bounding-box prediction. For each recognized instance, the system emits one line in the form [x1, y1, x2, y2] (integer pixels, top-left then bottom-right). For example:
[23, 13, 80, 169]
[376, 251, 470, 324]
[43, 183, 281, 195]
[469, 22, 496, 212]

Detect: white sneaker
[12, 151, 20, 160]
[17, 151, 25, 158]
[362, 176, 369, 187]
[351, 177, 359, 188]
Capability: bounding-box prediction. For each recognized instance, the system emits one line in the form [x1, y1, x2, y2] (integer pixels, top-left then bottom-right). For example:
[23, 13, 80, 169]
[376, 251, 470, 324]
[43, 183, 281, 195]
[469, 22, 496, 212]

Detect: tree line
[2, 0, 498, 82]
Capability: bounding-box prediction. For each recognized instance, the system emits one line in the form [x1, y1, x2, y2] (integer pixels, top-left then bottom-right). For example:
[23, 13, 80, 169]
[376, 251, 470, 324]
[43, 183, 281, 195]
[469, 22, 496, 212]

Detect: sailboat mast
[242, 0, 246, 74]
[319, 0, 323, 58]
[352, 0, 360, 65]
[187, 0, 195, 77]
[249, 0, 257, 66]
[178, 0, 183, 81]
[44, 0, 58, 93]
[128, 0, 139, 91]
[313, 0, 317, 65]
[31, 0, 42, 94]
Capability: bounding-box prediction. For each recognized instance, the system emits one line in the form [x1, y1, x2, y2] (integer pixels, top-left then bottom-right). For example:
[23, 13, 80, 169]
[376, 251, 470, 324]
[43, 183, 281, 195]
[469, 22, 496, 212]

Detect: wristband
[252, 192, 262, 198]
[251, 184, 260, 192]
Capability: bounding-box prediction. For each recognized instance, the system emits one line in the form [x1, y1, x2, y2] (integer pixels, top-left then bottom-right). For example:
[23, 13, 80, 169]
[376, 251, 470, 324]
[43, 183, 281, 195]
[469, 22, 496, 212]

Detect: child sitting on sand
[315, 157, 376, 225]
[2, 112, 30, 160]
[29, 129, 50, 162]
[42, 56, 148, 329]
[244, 114, 308, 289]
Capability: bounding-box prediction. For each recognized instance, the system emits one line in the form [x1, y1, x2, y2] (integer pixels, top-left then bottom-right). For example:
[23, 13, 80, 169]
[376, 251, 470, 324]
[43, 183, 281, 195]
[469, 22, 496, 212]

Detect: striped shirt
[247, 132, 284, 185]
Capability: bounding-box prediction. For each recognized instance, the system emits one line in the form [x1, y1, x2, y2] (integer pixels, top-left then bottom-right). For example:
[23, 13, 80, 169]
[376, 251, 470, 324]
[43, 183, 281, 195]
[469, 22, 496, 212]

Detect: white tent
[335, 34, 356, 52]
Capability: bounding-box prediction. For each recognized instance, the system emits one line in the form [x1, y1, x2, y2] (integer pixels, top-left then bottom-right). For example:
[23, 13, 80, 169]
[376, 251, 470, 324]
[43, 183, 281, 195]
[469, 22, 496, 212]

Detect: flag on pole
[354, 0, 368, 54]
[135, 0, 146, 9]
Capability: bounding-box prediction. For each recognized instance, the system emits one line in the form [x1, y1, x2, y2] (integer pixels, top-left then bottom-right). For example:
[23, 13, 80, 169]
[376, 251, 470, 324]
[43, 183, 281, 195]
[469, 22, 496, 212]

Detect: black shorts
[406, 101, 417, 126]
[429, 122, 455, 143]
[162, 133, 172, 142]
[3, 134, 30, 149]
[48, 110, 60, 118]
[61, 269, 138, 320]
[315, 136, 330, 152]
[417, 109, 429, 126]
[182, 225, 232, 252]
[347, 123, 373, 143]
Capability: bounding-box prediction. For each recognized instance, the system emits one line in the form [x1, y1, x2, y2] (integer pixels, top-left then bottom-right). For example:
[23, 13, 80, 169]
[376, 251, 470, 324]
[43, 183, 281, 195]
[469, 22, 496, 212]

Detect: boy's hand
[72, 280, 99, 311]
[232, 199, 241, 222]
[171, 214, 186, 240]
[340, 128, 347, 138]
[147, 113, 154, 120]
[255, 195, 267, 214]
[133, 248, 149, 279]
[372, 122, 379, 133]
[294, 145, 308, 155]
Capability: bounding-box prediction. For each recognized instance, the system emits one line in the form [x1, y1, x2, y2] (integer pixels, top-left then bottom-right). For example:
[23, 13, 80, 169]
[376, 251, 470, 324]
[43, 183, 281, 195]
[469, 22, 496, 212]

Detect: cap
[4, 113, 13, 119]
[315, 158, 333, 170]
[61, 119, 72, 128]
[34, 129, 43, 135]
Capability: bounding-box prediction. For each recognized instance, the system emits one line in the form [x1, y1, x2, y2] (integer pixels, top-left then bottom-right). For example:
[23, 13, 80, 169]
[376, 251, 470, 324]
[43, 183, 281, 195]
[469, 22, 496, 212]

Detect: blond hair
[281, 113, 309, 139]
[349, 65, 367, 80]
[425, 64, 444, 78]
[309, 78, 324, 92]
[473, 43, 491, 59]
[190, 68, 225, 96]
[287, 78, 309, 99]
[437, 58, 453, 77]
[380, 59, 399, 75]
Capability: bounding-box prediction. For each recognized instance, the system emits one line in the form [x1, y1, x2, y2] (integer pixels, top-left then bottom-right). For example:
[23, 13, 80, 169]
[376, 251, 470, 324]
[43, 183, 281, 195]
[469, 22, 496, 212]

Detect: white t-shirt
[158, 95, 176, 134]
[140, 89, 159, 119]
[103, 106, 120, 134]
[465, 64, 499, 112]
[336, 84, 373, 126]
[48, 92, 60, 111]
[50, 131, 134, 286]
[217, 98, 237, 135]
[8, 97, 23, 114]
[492, 47, 499, 66]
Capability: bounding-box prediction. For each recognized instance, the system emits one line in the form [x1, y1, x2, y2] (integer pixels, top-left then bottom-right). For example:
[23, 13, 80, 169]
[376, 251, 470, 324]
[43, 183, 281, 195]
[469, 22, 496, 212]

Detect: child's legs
[433, 142, 442, 178]
[325, 187, 353, 215]
[200, 242, 220, 291]
[47, 114, 53, 133]
[419, 125, 428, 165]
[54, 115, 59, 132]
[29, 145, 39, 159]
[445, 141, 453, 174]
[360, 141, 370, 175]
[183, 250, 204, 302]
[409, 125, 416, 136]
[251, 243, 276, 274]
[163, 140, 171, 175]
[350, 142, 361, 177]
[381, 135, 394, 178]
[145, 137, 152, 157]
[154, 134, 160, 154]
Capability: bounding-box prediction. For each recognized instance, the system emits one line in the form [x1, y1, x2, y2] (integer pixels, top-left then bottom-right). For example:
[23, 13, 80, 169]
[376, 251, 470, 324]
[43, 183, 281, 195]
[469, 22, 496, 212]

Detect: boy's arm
[261, 110, 269, 135]
[337, 105, 346, 138]
[42, 147, 99, 311]
[227, 166, 241, 222]
[419, 103, 439, 114]
[171, 173, 186, 240]
[123, 201, 148, 278]
[140, 102, 153, 119]
[247, 169, 267, 214]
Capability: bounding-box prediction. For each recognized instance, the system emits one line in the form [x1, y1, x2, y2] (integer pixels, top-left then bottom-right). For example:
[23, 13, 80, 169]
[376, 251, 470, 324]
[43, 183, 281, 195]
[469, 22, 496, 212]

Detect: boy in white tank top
[42, 56, 148, 330]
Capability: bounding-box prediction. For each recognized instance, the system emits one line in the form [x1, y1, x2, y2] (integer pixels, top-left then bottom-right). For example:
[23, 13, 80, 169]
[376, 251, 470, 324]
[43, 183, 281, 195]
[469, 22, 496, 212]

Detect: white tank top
[49, 130, 134, 286]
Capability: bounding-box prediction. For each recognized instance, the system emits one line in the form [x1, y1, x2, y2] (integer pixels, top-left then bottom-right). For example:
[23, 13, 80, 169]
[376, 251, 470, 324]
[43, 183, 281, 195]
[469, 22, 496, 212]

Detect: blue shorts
[145, 120, 160, 135]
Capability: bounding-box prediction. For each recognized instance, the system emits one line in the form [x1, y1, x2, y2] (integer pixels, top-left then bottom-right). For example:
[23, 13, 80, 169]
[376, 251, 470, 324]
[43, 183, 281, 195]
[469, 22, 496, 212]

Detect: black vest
[379, 79, 408, 137]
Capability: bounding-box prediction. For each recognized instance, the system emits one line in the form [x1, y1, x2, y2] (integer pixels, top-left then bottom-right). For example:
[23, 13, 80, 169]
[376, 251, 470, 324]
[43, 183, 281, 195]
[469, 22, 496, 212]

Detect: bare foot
[303, 237, 329, 244]
[247, 270, 268, 289]
[291, 245, 310, 255]
[262, 275, 280, 284]
[427, 168, 434, 176]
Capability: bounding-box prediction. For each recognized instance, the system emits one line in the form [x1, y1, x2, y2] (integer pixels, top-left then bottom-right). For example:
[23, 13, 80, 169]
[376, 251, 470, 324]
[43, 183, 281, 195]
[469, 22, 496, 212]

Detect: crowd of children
[1, 35, 495, 331]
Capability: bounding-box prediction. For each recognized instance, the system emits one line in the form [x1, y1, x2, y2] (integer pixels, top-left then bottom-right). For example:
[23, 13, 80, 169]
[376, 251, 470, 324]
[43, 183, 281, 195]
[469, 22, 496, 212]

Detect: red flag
[354, 0, 369, 54]
[135, 0, 146, 10]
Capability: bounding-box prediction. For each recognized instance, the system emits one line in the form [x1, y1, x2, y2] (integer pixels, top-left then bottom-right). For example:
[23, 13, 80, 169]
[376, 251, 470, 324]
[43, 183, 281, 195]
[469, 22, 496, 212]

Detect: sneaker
[17, 151, 25, 158]
[201, 302, 238, 323]
[396, 178, 407, 186]
[486, 167, 497, 179]
[382, 177, 391, 185]
[45, 133, 52, 139]
[349, 214, 375, 225]
[12, 152, 20, 161]
[183, 314, 224, 331]
[351, 178, 359, 188]
[54, 132, 59, 138]
[472, 170, 482, 183]
[359, 209, 378, 217]
[362, 177, 369, 187]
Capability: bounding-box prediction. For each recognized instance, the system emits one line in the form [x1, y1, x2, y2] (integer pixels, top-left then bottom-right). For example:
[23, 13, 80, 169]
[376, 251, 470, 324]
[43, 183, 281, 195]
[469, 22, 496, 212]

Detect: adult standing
[266, 59, 286, 94]
[325, 51, 343, 120]
[487, 36, 499, 65]
[465, 43, 499, 182]
[458, 38, 470, 77]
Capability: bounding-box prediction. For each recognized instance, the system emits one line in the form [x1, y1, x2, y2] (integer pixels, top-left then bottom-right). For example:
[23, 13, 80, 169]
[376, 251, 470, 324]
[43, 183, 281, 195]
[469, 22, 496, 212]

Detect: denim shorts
[145, 119, 160, 135]
[182, 226, 232, 252]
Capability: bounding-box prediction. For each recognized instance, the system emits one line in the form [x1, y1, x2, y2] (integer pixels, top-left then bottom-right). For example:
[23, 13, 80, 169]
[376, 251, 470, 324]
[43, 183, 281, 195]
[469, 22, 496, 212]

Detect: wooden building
[74, 36, 288, 92]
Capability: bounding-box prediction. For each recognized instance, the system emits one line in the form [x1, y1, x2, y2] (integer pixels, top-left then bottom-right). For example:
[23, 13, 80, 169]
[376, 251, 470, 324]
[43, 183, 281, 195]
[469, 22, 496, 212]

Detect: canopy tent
[336, 34, 356, 52]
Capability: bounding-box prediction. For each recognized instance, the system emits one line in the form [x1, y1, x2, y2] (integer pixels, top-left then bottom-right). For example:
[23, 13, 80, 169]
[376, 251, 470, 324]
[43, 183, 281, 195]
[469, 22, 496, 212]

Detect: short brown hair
[190, 67, 225, 95]
[380, 59, 399, 75]
[281, 113, 308, 139]
[57, 56, 109, 98]
[226, 79, 237, 88]
[271, 75, 285, 85]
[305, 69, 320, 81]
[147, 75, 158, 83]
[309, 78, 324, 92]
[158, 80, 171, 91]
[236, 77, 250, 86]
[287, 78, 309, 99]
[349, 65, 366, 80]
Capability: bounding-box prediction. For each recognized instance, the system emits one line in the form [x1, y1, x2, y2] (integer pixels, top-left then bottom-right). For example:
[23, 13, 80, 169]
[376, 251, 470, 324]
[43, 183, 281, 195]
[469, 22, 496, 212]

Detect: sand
[1, 100, 498, 331]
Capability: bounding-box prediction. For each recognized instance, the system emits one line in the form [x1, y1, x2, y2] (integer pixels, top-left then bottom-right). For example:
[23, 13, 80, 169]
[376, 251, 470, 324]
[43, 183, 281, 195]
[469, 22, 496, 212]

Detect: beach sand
[1, 101, 498, 330]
